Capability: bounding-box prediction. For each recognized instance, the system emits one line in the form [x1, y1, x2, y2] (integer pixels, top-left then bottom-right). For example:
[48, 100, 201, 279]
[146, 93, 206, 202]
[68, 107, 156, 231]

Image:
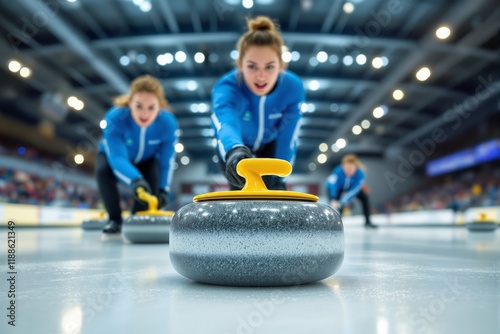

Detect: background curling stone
[81, 211, 107, 230]
[170, 158, 344, 287]
[122, 187, 174, 243]
[466, 213, 498, 232]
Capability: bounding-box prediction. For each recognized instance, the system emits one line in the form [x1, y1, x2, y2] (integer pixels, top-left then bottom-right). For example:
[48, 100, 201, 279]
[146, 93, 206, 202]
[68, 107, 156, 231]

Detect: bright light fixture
[343, 55, 353, 66]
[282, 51, 292, 63]
[356, 54, 367, 65]
[19, 67, 31, 78]
[436, 26, 451, 40]
[175, 51, 187, 63]
[291, 51, 300, 61]
[317, 154, 327, 164]
[186, 80, 198, 91]
[343, 2, 355, 14]
[8, 60, 21, 73]
[373, 106, 385, 118]
[352, 125, 362, 135]
[242, 0, 253, 9]
[74, 154, 84, 165]
[308, 80, 320, 91]
[393, 89, 404, 100]
[372, 57, 383, 69]
[175, 143, 184, 153]
[336, 138, 347, 149]
[316, 51, 328, 63]
[416, 67, 431, 81]
[194, 52, 205, 63]
[230, 50, 239, 60]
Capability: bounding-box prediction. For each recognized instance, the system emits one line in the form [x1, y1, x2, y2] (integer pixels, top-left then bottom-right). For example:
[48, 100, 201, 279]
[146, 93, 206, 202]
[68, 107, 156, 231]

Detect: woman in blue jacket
[326, 154, 376, 228]
[211, 16, 305, 190]
[97, 75, 178, 233]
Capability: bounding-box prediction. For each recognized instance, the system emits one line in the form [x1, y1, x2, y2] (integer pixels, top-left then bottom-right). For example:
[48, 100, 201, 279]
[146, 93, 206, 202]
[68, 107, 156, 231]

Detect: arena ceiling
[0, 0, 498, 173]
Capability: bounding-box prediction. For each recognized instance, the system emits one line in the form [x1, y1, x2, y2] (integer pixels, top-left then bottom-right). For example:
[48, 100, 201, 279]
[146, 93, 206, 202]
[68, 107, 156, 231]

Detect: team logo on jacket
[243, 111, 251, 121]
[268, 113, 283, 120]
[126, 138, 133, 146]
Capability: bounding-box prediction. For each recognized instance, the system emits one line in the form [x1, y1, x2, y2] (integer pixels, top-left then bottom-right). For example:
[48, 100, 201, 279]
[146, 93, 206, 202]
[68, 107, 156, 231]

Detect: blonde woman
[211, 16, 305, 190]
[326, 154, 376, 228]
[96, 75, 178, 233]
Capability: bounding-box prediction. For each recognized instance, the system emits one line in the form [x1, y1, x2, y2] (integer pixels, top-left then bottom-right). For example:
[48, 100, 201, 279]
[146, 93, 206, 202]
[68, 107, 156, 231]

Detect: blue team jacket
[98, 106, 178, 191]
[211, 69, 305, 164]
[326, 166, 366, 205]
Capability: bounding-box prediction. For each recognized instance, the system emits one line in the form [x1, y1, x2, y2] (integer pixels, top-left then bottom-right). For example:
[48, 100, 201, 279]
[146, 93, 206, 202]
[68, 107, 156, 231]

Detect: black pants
[335, 190, 372, 225]
[216, 141, 280, 190]
[95, 152, 159, 223]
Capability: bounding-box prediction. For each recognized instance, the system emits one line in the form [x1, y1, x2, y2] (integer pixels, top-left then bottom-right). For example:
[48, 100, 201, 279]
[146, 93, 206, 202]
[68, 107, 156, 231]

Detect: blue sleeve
[211, 80, 244, 159]
[340, 170, 365, 205]
[102, 110, 141, 186]
[158, 112, 179, 191]
[274, 83, 304, 164]
[326, 168, 341, 200]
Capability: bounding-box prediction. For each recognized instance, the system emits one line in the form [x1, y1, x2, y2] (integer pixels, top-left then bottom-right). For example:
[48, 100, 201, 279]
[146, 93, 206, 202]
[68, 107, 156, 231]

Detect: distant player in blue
[96, 75, 178, 233]
[211, 16, 305, 190]
[326, 154, 376, 228]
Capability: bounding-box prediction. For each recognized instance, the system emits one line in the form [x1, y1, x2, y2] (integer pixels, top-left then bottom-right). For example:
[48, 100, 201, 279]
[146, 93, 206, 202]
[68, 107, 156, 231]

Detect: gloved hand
[131, 177, 152, 204]
[272, 181, 287, 191]
[225, 146, 253, 188]
[157, 189, 169, 209]
[265, 176, 287, 190]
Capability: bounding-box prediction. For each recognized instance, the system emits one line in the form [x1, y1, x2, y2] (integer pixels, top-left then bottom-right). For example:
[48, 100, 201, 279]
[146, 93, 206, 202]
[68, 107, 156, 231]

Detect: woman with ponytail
[96, 75, 178, 233]
[212, 16, 305, 190]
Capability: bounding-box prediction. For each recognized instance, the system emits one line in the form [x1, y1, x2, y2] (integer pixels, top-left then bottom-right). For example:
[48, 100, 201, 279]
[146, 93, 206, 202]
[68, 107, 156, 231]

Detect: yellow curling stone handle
[135, 187, 174, 217]
[193, 158, 319, 202]
[89, 210, 106, 219]
[238, 158, 292, 192]
[473, 213, 495, 223]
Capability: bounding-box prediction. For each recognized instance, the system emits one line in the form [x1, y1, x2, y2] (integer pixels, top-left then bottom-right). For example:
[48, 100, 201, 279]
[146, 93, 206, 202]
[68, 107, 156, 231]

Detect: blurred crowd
[0, 168, 100, 208]
[1, 142, 499, 213]
[383, 167, 500, 213]
[0, 143, 133, 209]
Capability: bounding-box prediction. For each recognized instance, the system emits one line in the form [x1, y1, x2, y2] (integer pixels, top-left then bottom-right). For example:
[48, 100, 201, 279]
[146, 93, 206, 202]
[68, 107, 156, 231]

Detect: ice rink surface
[1, 225, 498, 334]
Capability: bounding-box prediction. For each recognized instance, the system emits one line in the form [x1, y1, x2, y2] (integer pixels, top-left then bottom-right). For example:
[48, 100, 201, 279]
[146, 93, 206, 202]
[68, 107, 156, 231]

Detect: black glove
[157, 189, 169, 209]
[264, 176, 287, 190]
[225, 146, 253, 188]
[131, 178, 152, 204]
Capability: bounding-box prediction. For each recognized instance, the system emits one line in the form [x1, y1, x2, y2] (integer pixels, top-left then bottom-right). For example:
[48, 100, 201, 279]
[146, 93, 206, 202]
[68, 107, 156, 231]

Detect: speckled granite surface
[122, 215, 172, 243]
[170, 200, 344, 286]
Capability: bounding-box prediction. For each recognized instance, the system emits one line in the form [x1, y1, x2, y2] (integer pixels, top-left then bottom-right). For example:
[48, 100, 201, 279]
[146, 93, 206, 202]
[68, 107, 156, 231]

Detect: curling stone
[122, 187, 174, 243]
[81, 211, 107, 230]
[466, 213, 498, 232]
[170, 158, 344, 287]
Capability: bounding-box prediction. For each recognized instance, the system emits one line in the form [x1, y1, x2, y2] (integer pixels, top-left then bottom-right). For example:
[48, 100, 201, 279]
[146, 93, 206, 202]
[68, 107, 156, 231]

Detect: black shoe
[365, 223, 377, 229]
[103, 220, 122, 234]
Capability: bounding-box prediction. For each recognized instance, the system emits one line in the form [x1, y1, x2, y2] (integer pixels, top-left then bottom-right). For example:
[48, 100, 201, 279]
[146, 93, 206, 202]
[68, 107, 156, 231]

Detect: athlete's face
[239, 46, 283, 96]
[129, 92, 160, 127]
[342, 162, 357, 177]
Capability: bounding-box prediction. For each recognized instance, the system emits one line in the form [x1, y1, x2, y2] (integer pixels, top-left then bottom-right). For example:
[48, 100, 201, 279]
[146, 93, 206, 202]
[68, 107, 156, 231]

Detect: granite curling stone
[466, 213, 498, 232]
[122, 187, 174, 243]
[81, 211, 107, 230]
[170, 158, 344, 286]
